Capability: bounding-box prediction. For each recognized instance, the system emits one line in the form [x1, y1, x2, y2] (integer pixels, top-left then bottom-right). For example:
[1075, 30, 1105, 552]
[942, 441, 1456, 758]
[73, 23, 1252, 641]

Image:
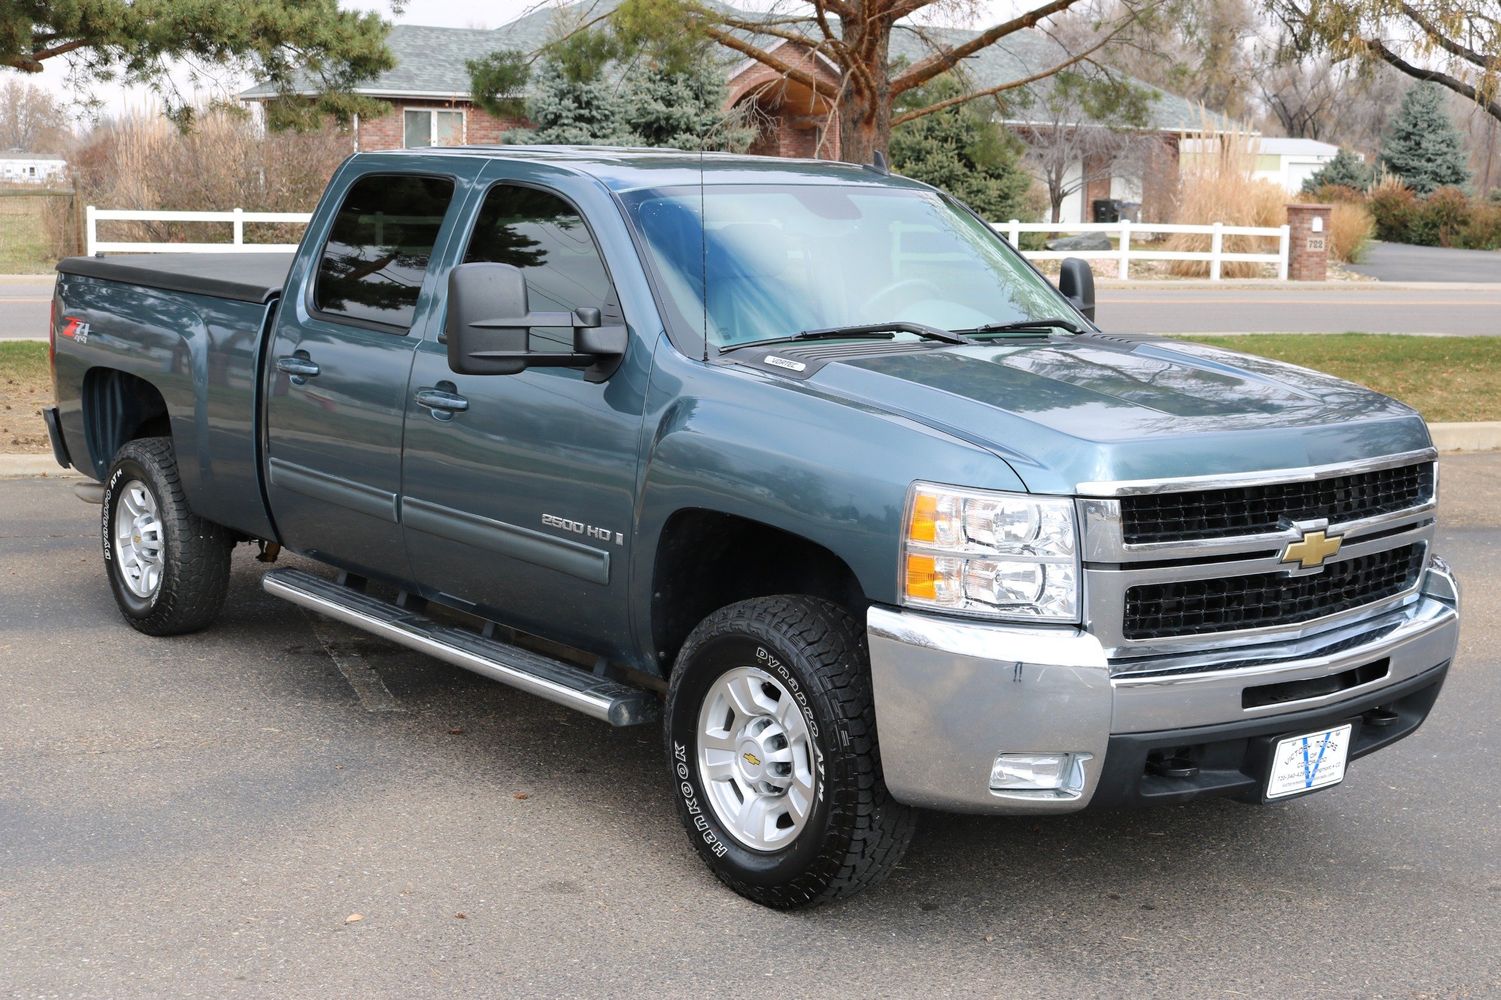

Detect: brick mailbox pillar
[1286, 203, 1333, 281]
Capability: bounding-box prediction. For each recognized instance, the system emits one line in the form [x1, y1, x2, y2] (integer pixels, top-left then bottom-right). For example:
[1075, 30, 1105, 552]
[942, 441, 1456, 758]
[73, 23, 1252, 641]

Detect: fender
[627, 341, 1028, 671]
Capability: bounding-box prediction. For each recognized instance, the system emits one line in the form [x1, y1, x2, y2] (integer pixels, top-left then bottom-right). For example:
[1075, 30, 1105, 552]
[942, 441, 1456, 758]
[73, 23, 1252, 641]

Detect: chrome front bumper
[867, 557, 1460, 814]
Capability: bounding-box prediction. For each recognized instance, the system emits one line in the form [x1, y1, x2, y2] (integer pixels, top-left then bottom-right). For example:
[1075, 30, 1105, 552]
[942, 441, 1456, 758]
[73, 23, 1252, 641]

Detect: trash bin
[1091, 199, 1120, 223]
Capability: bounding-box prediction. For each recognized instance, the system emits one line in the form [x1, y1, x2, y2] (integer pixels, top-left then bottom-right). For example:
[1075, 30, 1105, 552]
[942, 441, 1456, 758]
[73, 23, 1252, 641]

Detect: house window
[403, 109, 465, 148]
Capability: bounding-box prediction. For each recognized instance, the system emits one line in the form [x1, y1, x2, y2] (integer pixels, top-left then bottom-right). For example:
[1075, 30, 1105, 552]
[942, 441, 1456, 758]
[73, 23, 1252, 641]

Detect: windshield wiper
[720, 321, 972, 354]
[955, 317, 1086, 336]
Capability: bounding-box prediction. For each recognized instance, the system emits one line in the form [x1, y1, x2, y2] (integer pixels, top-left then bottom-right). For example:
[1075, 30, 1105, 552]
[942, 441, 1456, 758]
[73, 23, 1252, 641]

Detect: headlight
[901, 482, 1080, 622]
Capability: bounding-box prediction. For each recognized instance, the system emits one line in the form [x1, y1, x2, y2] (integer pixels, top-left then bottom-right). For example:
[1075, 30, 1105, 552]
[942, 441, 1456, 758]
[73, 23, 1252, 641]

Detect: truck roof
[356, 145, 935, 194]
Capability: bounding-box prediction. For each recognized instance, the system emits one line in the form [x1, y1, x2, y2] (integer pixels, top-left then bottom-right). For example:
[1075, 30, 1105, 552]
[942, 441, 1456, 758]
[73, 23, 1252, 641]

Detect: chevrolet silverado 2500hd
[43, 147, 1460, 908]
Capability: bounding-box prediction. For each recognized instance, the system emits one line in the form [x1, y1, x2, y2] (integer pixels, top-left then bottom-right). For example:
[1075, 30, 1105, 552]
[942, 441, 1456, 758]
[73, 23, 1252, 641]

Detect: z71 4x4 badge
[59, 317, 90, 344]
[542, 513, 624, 546]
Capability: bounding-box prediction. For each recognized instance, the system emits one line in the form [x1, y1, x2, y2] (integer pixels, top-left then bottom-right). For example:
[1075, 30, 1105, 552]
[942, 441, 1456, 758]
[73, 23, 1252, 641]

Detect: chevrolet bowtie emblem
[1281, 529, 1343, 569]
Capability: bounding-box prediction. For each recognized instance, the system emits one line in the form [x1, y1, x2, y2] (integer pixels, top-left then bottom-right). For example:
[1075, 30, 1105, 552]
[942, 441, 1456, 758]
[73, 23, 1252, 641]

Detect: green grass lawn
[1, 340, 48, 381]
[1180, 334, 1499, 423]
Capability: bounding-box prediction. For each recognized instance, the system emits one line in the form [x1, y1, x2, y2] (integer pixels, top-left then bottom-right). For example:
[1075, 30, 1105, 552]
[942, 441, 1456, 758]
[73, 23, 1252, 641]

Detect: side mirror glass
[445, 262, 626, 381]
[1058, 257, 1096, 324]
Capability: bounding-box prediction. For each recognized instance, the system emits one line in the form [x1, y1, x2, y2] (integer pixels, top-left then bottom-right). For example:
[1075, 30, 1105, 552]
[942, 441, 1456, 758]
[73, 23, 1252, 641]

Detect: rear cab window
[313, 173, 455, 332]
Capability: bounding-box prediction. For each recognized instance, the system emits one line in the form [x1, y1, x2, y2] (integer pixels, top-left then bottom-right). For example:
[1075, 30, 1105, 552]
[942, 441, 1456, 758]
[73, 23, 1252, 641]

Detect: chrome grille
[1119, 461, 1434, 544]
[1079, 449, 1439, 658]
[1121, 543, 1426, 640]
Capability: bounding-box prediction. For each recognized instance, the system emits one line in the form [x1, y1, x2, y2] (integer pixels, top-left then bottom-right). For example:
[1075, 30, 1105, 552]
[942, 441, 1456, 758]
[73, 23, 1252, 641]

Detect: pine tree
[1302, 148, 1375, 194]
[617, 58, 755, 151]
[1380, 83, 1471, 195]
[503, 59, 635, 146]
[488, 22, 753, 151]
[889, 76, 1033, 221]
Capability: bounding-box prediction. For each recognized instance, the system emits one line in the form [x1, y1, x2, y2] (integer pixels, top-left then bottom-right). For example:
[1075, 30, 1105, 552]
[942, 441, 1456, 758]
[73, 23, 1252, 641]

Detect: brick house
[240, 2, 1224, 223]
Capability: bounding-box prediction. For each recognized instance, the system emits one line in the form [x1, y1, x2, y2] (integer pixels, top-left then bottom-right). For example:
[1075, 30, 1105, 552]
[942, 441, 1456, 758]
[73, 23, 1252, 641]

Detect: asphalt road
[1098, 281, 1501, 336]
[0, 277, 50, 341]
[2, 456, 1497, 999]
[1348, 241, 1501, 283]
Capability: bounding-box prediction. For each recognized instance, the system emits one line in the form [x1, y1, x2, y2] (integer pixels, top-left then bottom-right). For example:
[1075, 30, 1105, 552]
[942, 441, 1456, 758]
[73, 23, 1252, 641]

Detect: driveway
[1347, 240, 1501, 283]
[1, 457, 1498, 998]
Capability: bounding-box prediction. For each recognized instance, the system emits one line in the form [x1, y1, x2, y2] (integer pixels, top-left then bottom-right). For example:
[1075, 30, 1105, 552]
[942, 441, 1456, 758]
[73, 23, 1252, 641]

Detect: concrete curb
[2, 423, 1497, 477]
[1428, 422, 1501, 453]
[0, 455, 82, 479]
[1097, 279, 1501, 291]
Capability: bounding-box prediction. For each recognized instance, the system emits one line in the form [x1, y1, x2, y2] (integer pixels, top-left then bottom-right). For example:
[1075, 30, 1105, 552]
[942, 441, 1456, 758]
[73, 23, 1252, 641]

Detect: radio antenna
[699, 142, 708, 363]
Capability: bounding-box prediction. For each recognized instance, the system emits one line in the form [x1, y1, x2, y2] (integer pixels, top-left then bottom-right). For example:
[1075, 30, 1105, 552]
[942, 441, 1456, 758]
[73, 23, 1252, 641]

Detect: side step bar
[262, 568, 659, 726]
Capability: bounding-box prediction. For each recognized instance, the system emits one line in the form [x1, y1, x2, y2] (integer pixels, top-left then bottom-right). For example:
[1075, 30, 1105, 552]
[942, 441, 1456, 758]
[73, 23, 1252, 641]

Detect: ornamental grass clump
[1166, 126, 1287, 278]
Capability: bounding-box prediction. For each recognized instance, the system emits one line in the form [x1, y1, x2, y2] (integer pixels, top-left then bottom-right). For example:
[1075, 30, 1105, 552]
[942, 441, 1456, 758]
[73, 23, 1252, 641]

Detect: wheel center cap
[738, 739, 766, 780]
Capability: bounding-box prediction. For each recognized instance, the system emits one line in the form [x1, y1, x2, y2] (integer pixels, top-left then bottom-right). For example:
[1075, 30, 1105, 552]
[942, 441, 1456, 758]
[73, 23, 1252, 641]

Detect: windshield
[620, 184, 1073, 351]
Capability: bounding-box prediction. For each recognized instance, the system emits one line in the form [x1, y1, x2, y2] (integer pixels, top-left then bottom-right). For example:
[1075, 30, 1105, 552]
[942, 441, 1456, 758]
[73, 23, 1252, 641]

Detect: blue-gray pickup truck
[43, 147, 1460, 908]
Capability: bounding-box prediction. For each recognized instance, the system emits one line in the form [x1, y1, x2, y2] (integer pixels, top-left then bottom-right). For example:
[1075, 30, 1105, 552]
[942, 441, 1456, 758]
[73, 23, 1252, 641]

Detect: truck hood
[806, 335, 1432, 494]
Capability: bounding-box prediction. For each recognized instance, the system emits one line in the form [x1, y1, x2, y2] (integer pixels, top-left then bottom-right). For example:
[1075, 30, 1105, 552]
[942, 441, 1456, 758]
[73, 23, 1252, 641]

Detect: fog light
[990, 753, 1081, 791]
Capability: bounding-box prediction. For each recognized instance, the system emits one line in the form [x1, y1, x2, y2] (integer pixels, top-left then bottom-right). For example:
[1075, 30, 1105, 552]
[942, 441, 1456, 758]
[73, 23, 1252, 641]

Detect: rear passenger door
[264, 167, 472, 582]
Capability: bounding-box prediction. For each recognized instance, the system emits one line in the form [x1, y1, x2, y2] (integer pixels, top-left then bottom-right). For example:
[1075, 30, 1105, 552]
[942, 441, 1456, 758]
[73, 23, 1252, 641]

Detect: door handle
[414, 386, 469, 417]
[275, 354, 321, 385]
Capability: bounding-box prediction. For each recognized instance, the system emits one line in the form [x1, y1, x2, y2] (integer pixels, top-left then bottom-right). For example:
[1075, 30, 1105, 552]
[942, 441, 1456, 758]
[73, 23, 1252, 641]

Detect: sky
[26, 0, 1017, 120]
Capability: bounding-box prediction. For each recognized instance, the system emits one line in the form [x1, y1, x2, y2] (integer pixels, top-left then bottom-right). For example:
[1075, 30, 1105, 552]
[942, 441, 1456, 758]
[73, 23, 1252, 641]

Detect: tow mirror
[445, 262, 626, 382]
[1058, 257, 1096, 324]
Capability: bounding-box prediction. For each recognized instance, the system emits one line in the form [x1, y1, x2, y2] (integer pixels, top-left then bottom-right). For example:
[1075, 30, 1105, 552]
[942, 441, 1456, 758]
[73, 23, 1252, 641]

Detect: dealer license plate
[1266, 724, 1353, 800]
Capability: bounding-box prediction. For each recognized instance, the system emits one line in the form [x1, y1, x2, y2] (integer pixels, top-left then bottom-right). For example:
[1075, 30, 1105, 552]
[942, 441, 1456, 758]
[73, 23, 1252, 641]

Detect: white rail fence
[994, 220, 1291, 281]
[85, 206, 1291, 281]
[85, 207, 313, 255]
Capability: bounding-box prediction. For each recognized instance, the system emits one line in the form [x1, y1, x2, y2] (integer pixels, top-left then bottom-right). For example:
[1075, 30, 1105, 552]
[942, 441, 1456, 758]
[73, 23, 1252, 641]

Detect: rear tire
[102, 438, 233, 636]
[664, 595, 916, 908]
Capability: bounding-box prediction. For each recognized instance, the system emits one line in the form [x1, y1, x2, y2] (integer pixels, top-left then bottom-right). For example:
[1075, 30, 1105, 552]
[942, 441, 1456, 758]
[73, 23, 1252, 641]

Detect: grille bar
[1122, 544, 1426, 641]
[1120, 462, 1434, 545]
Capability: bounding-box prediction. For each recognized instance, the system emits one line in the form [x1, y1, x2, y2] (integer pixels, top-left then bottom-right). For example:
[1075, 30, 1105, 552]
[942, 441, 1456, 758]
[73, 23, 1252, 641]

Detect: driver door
[400, 170, 651, 656]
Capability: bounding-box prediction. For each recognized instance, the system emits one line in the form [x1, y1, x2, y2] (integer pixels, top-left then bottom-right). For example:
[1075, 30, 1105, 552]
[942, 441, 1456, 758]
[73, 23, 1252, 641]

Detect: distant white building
[0, 151, 68, 185]
[1180, 136, 1347, 194]
[1250, 138, 1347, 193]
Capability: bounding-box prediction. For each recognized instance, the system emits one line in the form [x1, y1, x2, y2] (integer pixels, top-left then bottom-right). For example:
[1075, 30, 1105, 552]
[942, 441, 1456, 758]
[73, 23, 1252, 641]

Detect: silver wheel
[113, 479, 164, 600]
[696, 665, 817, 852]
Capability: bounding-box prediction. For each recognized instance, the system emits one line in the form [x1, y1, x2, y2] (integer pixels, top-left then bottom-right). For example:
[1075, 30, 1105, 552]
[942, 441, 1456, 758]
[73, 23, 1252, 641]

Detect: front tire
[664, 596, 916, 908]
[102, 438, 233, 636]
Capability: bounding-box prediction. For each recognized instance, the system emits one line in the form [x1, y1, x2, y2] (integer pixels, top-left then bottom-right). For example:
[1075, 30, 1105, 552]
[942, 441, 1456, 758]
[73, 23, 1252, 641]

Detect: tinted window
[314, 174, 454, 330]
[464, 185, 613, 352]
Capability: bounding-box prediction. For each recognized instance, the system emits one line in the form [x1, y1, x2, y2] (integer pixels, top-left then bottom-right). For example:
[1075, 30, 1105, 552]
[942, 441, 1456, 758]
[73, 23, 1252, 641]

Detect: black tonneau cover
[56, 252, 295, 305]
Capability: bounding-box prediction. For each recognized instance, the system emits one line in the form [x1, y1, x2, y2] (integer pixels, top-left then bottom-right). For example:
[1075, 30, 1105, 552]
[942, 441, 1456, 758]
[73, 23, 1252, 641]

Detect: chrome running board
[262, 568, 658, 726]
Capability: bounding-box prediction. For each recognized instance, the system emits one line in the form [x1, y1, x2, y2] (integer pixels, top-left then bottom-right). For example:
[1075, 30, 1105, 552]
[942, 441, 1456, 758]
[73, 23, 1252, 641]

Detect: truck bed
[56, 252, 295, 304]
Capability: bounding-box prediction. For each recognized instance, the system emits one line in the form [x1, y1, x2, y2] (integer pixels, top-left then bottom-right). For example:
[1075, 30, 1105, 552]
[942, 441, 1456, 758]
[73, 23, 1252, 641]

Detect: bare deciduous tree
[0, 80, 72, 152]
[1270, 0, 1501, 126]
[1012, 70, 1157, 221]
[612, 0, 1163, 163]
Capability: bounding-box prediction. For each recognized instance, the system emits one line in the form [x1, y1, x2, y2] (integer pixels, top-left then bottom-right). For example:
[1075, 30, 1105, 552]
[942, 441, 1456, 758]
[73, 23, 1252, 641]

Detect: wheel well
[81, 368, 171, 478]
[650, 509, 867, 672]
